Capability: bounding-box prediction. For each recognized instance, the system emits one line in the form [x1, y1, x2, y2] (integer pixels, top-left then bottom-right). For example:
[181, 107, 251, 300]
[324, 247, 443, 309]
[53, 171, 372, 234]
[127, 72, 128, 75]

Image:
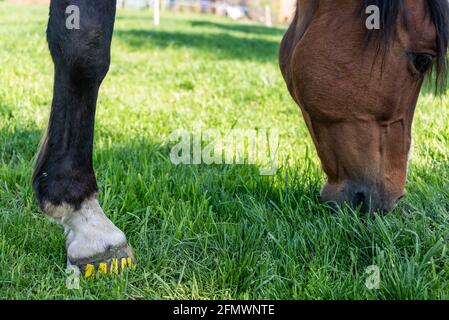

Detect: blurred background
[6, 0, 296, 26]
[4, 0, 296, 26]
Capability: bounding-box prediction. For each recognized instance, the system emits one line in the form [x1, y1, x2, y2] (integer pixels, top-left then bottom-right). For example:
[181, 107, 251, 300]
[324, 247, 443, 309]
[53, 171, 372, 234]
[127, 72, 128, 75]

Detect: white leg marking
[44, 197, 127, 261]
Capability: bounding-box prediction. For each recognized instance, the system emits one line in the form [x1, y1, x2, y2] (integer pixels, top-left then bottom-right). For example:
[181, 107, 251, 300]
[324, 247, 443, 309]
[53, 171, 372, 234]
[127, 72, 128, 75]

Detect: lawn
[1, 3, 449, 300]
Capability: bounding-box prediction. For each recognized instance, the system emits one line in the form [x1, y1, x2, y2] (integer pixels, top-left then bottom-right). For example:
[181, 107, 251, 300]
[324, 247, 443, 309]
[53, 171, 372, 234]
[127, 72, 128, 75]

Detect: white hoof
[44, 197, 128, 261]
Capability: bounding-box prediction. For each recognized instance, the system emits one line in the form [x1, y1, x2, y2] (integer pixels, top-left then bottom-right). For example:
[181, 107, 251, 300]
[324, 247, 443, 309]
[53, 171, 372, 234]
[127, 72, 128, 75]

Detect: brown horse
[33, 0, 448, 276]
[280, 0, 448, 213]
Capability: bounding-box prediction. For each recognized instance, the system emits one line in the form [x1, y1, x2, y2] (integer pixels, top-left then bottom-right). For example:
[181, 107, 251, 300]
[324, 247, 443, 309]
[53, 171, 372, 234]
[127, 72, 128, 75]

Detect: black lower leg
[33, 0, 117, 210]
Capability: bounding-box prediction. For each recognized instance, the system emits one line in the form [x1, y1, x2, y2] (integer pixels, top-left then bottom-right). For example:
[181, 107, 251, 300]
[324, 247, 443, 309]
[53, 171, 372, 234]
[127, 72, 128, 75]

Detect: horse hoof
[68, 244, 136, 278]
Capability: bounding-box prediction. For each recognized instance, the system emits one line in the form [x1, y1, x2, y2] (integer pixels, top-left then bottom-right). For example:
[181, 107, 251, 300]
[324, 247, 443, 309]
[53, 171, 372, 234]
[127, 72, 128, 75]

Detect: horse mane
[363, 0, 449, 93]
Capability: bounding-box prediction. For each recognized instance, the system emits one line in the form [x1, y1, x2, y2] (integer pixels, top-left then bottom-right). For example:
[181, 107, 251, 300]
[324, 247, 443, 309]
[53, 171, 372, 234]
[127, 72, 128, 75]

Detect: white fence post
[154, 0, 161, 26]
[264, 5, 272, 27]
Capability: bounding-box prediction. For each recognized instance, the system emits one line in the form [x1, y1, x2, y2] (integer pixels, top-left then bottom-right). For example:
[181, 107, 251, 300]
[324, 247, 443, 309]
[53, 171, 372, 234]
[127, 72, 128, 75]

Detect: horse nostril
[395, 194, 405, 204]
[354, 191, 366, 205]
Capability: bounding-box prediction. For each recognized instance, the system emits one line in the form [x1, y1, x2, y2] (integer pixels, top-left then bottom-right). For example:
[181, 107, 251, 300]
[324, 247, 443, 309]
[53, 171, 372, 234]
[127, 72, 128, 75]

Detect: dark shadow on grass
[114, 29, 280, 62]
[0, 125, 41, 166]
[0, 123, 317, 215]
[93, 138, 324, 219]
[190, 20, 287, 37]
[0, 101, 14, 119]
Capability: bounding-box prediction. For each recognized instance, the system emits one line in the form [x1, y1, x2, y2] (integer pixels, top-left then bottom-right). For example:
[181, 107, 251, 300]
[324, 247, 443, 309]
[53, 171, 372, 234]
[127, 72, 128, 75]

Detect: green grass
[1, 3, 449, 300]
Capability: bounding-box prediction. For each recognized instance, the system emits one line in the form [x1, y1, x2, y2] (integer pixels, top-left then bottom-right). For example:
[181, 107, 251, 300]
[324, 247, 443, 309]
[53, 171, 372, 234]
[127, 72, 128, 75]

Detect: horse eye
[410, 53, 434, 74]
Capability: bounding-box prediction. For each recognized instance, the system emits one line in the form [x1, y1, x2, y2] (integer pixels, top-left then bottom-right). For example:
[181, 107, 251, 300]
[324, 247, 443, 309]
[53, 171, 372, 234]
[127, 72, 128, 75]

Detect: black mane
[363, 0, 449, 92]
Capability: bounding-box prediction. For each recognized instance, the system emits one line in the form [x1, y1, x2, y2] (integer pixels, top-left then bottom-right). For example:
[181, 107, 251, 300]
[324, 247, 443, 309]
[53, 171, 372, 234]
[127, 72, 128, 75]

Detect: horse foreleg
[33, 0, 134, 276]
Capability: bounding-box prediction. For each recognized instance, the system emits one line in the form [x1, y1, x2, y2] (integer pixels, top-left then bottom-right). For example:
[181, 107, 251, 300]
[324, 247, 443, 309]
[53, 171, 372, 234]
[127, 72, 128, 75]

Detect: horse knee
[48, 30, 112, 85]
[70, 31, 112, 84]
[46, 1, 115, 85]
